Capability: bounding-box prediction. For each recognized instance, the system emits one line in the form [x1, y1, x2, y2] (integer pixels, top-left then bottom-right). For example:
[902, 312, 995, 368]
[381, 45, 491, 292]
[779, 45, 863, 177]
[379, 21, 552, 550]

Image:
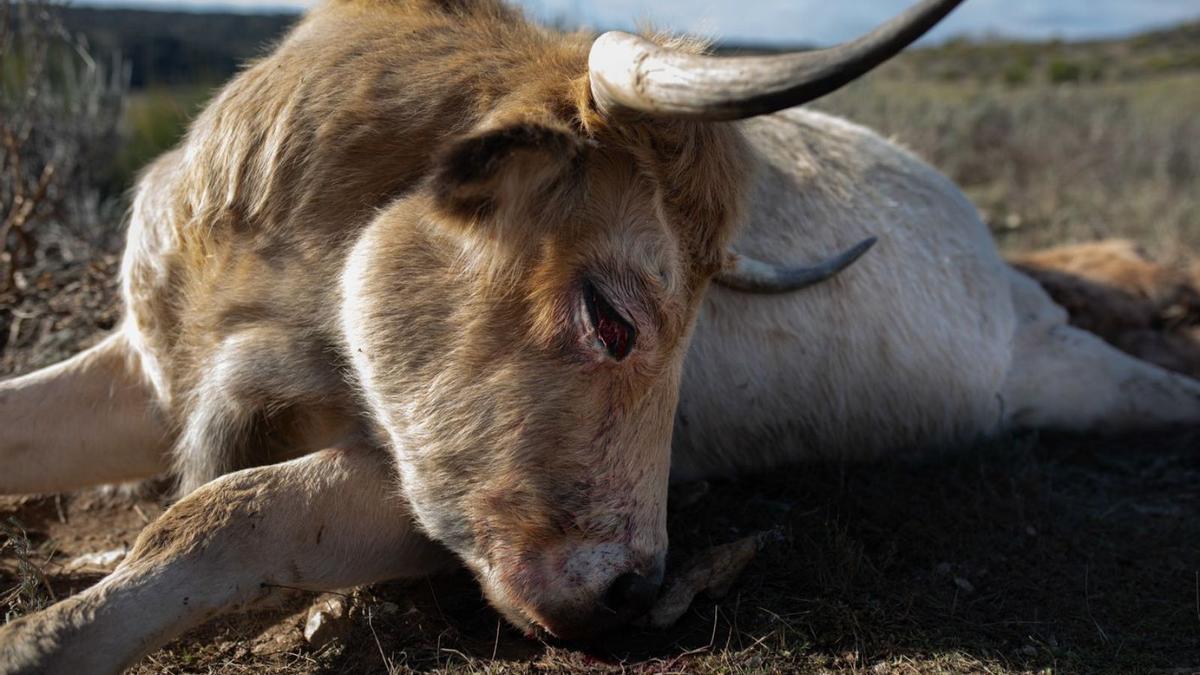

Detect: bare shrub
[1, 516, 54, 623]
[0, 0, 128, 295]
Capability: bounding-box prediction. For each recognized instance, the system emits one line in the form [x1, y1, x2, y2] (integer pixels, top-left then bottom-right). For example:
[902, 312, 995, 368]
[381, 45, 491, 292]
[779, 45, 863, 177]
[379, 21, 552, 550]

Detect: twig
[366, 606, 398, 675]
[132, 503, 152, 524]
[1083, 563, 1110, 644]
[491, 617, 500, 661]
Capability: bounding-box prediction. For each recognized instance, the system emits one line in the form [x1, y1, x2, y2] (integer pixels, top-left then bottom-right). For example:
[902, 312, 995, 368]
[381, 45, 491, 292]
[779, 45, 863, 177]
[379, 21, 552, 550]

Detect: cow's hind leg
[0, 331, 170, 494]
[1002, 269, 1200, 432]
[0, 447, 449, 675]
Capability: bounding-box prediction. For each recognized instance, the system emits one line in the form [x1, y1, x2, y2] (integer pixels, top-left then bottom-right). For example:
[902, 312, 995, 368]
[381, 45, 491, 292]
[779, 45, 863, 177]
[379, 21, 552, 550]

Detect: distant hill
[56, 6, 296, 88]
[53, 6, 1200, 90]
[894, 20, 1200, 84]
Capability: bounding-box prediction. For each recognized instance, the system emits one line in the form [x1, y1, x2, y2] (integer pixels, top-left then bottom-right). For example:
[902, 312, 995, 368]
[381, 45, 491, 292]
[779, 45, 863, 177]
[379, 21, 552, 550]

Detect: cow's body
[682, 108, 1200, 476]
[114, 107, 1014, 494]
[679, 109, 1014, 475]
[2, 1, 1199, 672]
[116, 106, 1200, 491]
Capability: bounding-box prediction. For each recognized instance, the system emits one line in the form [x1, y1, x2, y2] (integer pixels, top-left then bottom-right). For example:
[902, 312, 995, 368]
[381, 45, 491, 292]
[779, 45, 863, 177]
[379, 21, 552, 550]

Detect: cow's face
[341, 97, 747, 638]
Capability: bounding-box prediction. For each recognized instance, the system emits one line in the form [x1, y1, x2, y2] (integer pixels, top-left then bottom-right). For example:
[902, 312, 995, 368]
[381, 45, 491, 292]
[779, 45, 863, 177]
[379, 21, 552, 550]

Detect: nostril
[603, 571, 659, 619]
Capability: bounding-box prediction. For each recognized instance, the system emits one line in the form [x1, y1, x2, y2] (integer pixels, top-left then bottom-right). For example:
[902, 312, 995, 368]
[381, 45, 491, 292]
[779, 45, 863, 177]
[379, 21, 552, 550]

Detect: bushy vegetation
[56, 6, 294, 88]
[818, 72, 1200, 259]
[0, 0, 126, 293]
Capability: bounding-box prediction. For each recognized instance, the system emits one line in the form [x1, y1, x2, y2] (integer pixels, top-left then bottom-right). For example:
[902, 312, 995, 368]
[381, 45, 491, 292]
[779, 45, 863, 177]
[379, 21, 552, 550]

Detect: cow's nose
[602, 571, 659, 620]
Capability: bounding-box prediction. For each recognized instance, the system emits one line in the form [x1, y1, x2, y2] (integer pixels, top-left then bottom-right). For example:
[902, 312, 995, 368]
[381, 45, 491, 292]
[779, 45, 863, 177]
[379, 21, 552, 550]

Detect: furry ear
[431, 117, 586, 224]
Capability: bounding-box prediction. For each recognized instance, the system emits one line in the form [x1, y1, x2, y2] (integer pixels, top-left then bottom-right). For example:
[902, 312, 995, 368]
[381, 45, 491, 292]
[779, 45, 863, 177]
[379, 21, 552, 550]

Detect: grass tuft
[0, 516, 54, 624]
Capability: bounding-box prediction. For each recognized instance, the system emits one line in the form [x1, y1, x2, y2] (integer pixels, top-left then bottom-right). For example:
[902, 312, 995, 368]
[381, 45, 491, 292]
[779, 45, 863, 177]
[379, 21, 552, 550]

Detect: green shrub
[1002, 62, 1031, 86]
[112, 86, 211, 191]
[1048, 59, 1084, 83]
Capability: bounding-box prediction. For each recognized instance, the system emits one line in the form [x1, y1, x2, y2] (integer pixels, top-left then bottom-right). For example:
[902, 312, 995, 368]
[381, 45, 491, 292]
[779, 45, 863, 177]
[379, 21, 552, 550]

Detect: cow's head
[341, 0, 961, 640]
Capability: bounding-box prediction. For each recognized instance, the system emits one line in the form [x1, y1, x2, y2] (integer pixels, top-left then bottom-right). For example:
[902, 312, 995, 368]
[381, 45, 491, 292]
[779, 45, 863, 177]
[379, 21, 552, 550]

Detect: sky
[77, 0, 1200, 45]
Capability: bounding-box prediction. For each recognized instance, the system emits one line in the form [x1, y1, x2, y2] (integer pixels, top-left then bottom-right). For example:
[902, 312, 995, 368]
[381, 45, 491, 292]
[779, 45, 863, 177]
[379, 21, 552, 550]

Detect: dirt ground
[2, 244, 1199, 674]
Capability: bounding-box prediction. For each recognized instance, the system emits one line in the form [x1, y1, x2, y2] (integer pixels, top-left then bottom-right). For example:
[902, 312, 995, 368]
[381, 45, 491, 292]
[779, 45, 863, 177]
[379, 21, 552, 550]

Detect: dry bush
[0, 0, 127, 372]
[0, 517, 54, 623]
[0, 0, 128, 295]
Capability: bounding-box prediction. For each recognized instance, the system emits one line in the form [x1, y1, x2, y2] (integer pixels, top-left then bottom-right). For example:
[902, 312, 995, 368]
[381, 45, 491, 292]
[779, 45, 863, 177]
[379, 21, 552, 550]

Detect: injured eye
[583, 279, 636, 361]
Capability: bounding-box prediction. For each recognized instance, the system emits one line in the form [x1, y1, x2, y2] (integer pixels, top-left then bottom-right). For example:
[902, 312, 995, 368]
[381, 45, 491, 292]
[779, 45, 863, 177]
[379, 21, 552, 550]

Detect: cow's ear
[431, 117, 586, 224]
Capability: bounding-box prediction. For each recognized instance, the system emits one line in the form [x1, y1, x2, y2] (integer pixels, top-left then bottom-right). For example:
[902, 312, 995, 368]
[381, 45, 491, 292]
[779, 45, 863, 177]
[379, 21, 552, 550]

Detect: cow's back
[674, 109, 1016, 478]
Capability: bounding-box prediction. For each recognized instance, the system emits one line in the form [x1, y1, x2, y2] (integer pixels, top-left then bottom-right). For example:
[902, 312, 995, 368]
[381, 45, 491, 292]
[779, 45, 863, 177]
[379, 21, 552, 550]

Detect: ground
[2, 246, 1199, 674]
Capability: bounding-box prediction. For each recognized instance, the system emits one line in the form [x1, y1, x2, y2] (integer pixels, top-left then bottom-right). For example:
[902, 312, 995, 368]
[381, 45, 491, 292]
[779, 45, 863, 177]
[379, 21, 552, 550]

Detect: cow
[2, 0, 1198, 672]
[1011, 239, 1200, 378]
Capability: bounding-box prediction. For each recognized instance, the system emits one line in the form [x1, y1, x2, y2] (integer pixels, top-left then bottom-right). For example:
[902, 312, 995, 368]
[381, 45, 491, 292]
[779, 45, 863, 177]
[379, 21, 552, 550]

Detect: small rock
[304, 594, 351, 649]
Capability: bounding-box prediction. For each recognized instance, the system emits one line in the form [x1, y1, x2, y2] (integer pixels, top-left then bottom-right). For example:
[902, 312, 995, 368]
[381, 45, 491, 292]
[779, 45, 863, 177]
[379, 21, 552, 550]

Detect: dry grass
[0, 0, 127, 288]
[0, 517, 55, 623]
[817, 72, 1200, 260]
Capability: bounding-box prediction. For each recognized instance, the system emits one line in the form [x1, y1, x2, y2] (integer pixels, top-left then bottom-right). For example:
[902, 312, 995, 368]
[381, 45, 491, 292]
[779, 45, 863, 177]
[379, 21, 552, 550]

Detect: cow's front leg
[0, 447, 451, 675]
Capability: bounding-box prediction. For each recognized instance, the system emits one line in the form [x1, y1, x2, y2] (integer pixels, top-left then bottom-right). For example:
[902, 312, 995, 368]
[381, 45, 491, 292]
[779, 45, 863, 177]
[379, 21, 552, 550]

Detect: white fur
[673, 109, 1199, 479]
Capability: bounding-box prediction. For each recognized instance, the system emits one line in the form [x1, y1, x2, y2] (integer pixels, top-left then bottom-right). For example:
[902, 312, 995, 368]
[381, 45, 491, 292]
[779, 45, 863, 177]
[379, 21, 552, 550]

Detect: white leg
[0, 447, 449, 675]
[0, 332, 170, 494]
[1003, 269, 1200, 431]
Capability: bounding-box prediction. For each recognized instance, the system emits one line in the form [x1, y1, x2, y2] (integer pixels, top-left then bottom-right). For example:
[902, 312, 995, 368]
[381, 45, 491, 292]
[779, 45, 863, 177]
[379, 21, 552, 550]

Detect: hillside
[894, 19, 1200, 85]
[51, 6, 1200, 90]
[57, 6, 296, 87]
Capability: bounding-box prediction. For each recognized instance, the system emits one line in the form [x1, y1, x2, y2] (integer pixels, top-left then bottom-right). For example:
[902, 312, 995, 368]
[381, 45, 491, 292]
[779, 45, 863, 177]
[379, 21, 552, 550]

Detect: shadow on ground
[1, 375, 1196, 673]
[1, 417, 1197, 674]
[102, 429, 1194, 674]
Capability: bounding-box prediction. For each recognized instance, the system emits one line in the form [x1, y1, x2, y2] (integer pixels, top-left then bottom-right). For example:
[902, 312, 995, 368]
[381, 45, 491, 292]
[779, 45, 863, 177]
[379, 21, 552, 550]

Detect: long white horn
[588, 0, 964, 120]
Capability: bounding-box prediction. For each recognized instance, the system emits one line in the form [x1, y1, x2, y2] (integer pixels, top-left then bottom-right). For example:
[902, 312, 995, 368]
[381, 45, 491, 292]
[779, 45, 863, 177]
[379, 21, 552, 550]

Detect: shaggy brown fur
[113, 0, 750, 639]
[121, 0, 747, 490]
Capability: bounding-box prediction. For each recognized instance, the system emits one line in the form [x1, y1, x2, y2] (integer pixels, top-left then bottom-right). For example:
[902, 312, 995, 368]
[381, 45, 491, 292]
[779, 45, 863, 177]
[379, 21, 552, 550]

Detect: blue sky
[77, 0, 1200, 44]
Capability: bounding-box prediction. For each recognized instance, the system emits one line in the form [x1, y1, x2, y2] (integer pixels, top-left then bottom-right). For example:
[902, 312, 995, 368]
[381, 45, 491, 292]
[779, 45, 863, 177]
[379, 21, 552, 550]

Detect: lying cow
[2, 0, 1198, 672]
[1012, 239, 1200, 379]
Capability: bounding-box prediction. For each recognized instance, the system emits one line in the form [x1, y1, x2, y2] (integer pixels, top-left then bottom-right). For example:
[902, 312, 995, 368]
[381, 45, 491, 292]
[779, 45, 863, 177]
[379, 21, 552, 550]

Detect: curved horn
[589, 0, 964, 120]
[716, 237, 876, 294]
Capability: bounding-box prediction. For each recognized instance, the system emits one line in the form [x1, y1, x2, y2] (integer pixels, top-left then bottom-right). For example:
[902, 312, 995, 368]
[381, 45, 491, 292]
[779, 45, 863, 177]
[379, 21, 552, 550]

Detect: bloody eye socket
[583, 280, 636, 361]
